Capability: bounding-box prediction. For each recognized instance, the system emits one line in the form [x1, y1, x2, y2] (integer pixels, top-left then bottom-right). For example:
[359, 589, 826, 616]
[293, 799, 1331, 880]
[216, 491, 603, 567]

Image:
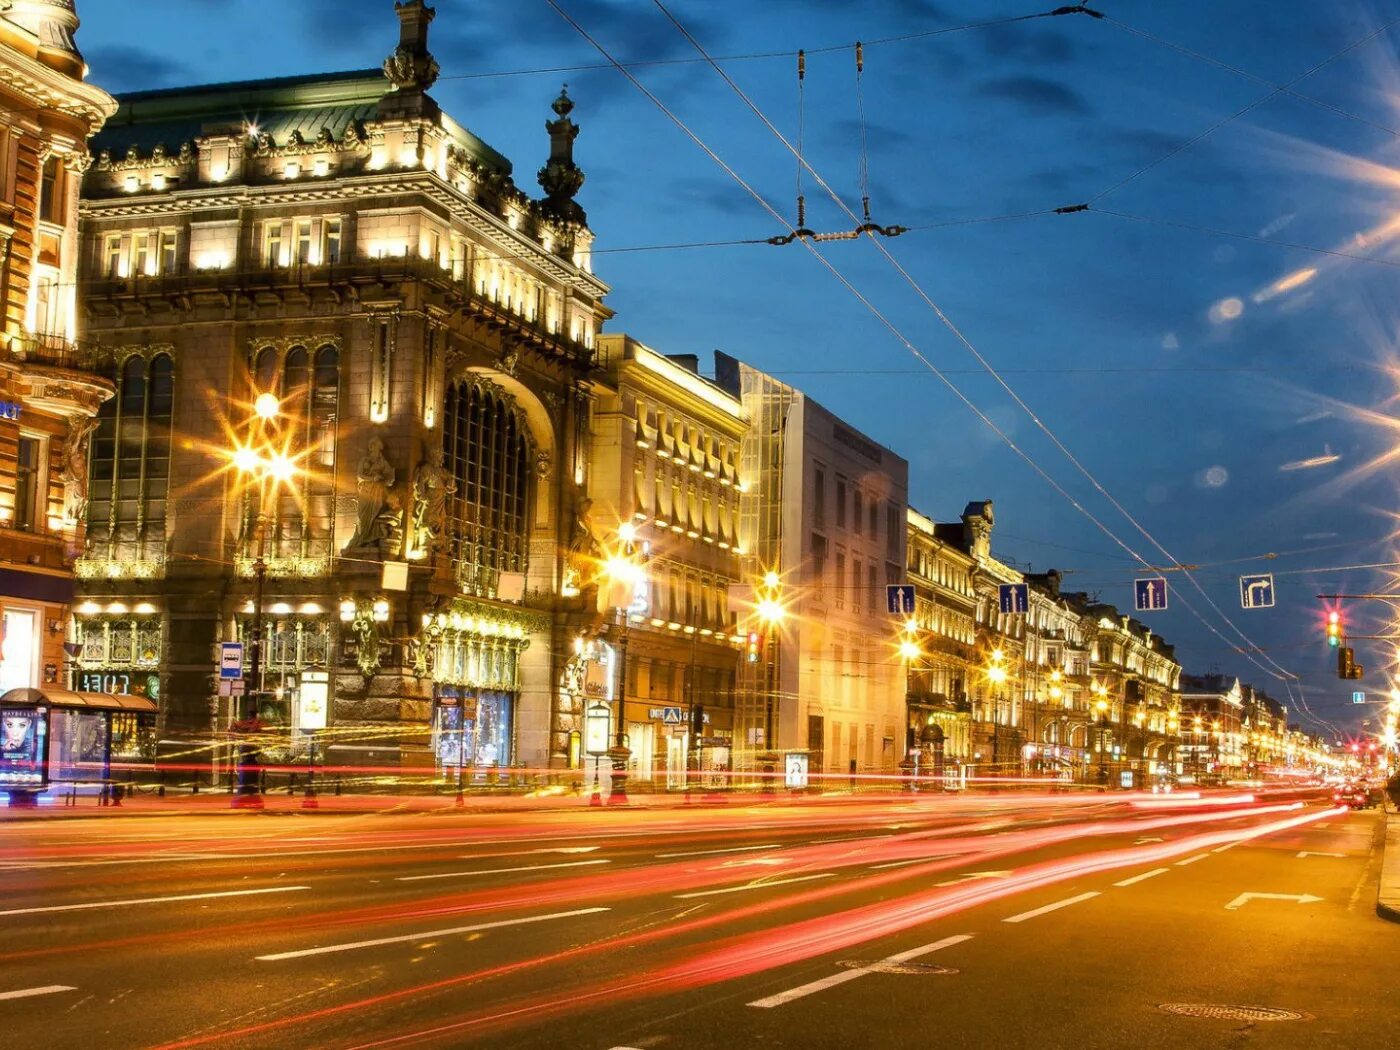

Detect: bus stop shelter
[0, 687, 157, 800]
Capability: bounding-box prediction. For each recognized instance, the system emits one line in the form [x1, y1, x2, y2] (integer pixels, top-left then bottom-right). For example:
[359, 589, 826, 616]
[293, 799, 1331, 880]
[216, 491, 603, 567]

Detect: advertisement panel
[0, 707, 48, 788]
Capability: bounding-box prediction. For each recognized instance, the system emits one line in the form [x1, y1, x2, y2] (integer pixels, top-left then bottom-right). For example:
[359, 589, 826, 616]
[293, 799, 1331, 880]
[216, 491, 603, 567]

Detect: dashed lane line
[674, 874, 836, 900]
[1114, 867, 1170, 887]
[655, 844, 780, 859]
[0, 985, 76, 1002]
[1002, 892, 1100, 924]
[255, 907, 611, 961]
[748, 935, 974, 1008]
[0, 885, 310, 917]
[396, 860, 610, 882]
[1175, 853, 1211, 866]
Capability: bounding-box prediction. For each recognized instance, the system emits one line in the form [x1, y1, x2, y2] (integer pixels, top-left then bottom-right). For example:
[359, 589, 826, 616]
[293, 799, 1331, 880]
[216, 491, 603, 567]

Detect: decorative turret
[383, 0, 439, 92]
[2, 0, 85, 75]
[538, 85, 586, 225]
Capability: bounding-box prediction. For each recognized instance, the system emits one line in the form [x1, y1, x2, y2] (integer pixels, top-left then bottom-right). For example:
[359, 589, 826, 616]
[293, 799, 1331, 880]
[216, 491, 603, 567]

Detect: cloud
[86, 45, 192, 93]
[1161, 332, 1179, 350]
[980, 24, 1078, 64]
[974, 76, 1091, 116]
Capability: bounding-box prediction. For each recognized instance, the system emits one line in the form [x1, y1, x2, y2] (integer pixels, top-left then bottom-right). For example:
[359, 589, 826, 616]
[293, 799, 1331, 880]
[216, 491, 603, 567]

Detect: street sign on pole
[998, 583, 1029, 615]
[219, 642, 244, 680]
[1352, 691, 1366, 705]
[1134, 577, 1168, 612]
[1239, 574, 1275, 610]
[886, 583, 915, 616]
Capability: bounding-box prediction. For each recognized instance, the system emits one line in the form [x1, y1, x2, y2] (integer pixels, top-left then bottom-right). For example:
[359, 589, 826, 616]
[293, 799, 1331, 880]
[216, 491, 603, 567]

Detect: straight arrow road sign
[1224, 892, 1323, 911]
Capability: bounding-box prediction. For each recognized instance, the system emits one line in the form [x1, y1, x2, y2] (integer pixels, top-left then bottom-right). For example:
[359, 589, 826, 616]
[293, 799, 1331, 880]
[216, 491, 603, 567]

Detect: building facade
[0, 1, 114, 698]
[584, 334, 745, 788]
[74, 3, 611, 775]
[717, 352, 909, 780]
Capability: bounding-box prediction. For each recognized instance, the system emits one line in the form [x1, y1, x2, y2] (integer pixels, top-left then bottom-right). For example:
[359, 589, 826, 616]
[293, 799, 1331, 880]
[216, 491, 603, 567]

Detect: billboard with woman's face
[0, 708, 47, 787]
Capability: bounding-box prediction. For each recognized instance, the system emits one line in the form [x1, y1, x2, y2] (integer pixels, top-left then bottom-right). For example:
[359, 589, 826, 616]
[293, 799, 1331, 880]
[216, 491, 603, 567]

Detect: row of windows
[634, 460, 739, 547]
[641, 568, 733, 632]
[812, 466, 902, 560]
[88, 354, 173, 560]
[908, 546, 973, 596]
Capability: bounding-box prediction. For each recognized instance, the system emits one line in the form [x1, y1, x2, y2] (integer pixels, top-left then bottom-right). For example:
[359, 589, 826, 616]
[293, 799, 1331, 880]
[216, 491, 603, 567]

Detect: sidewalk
[1379, 808, 1400, 924]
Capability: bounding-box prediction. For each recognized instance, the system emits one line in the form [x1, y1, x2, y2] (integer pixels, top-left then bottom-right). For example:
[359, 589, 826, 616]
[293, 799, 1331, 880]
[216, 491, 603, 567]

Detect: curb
[1378, 808, 1400, 924]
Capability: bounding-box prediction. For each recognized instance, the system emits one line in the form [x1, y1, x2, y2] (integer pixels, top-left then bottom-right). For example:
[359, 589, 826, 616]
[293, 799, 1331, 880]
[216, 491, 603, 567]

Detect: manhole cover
[1158, 1003, 1308, 1022]
[837, 959, 957, 975]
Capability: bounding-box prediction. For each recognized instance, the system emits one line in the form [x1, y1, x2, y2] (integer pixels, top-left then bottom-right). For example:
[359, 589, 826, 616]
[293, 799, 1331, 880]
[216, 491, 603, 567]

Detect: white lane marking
[0, 885, 309, 917]
[1225, 892, 1323, 911]
[868, 858, 934, 870]
[397, 860, 609, 882]
[1210, 842, 1242, 854]
[256, 907, 610, 961]
[1175, 853, 1210, 867]
[748, 934, 973, 1008]
[1296, 851, 1346, 859]
[1314, 823, 1332, 829]
[936, 870, 1012, 887]
[0, 985, 75, 1002]
[655, 844, 780, 859]
[1002, 891, 1101, 924]
[674, 874, 836, 899]
[1114, 867, 1170, 888]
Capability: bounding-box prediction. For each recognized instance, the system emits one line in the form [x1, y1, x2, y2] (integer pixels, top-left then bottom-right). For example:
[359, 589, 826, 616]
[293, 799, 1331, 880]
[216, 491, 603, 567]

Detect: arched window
[263, 344, 338, 561]
[441, 378, 532, 596]
[87, 353, 173, 563]
[254, 346, 278, 396]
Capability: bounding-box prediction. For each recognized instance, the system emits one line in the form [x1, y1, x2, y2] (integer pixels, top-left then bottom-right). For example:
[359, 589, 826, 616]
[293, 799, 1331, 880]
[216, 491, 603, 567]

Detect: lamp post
[227, 392, 297, 808]
[1045, 669, 1063, 782]
[601, 523, 648, 805]
[987, 648, 1009, 775]
[1093, 681, 1109, 787]
[897, 618, 921, 791]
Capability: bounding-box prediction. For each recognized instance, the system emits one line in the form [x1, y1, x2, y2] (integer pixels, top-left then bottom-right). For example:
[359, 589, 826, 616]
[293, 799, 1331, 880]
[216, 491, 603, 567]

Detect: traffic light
[1338, 646, 1363, 680]
[690, 704, 705, 738]
[746, 630, 762, 663]
[1326, 611, 1341, 647]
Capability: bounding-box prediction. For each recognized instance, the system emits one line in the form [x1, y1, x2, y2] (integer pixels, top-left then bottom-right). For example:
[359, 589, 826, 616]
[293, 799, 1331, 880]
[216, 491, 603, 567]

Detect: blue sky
[75, 0, 1400, 738]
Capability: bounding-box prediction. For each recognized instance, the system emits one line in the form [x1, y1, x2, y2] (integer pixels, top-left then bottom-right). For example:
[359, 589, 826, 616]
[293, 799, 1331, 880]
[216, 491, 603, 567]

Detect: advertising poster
[0, 708, 47, 787]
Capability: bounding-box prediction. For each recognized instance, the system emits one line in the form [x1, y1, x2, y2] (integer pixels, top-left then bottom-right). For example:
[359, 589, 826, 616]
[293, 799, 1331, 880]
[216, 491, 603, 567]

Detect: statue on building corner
[344, 436, 397, 552]
[61, 416, 98, 525]
[561, 494, 601, 599]
[409, 445, 454, 555]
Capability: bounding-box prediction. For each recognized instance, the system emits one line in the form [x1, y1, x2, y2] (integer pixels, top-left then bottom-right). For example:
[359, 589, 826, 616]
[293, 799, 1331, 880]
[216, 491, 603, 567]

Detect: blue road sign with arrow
[999, 583, 1029, 615]
[1134, 577, 1168, 612]
[886, 584, 915, 616]
[1239, 573, 1275, 610]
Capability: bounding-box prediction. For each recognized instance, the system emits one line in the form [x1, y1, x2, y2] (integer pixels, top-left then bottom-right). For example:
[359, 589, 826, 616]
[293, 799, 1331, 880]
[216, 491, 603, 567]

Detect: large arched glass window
[263, 344, 338, 561]
[87, 353, 174, 563]
[441, 378, 532, 596]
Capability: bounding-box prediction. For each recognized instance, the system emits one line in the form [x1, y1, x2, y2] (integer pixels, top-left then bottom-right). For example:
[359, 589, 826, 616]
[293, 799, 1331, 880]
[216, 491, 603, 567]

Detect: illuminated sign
[0, 402, 20, 421]
[297, 671, 329, 731]
[584, 701, 611, 756]
[0, 707, 47, 787]
[784, 753, 809, 790]
[78, 671, 131, 695]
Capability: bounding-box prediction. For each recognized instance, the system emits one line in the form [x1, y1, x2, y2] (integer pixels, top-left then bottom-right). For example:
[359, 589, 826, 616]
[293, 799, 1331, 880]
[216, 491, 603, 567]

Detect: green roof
[93, 69, 512, 175]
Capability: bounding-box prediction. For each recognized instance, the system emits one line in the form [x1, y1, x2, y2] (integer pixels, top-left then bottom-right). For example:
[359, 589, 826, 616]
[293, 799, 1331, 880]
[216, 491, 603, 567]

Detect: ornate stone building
[74, 3, 610, 774]
[583, 335, 745, 788]
[0, 1, 114, 696]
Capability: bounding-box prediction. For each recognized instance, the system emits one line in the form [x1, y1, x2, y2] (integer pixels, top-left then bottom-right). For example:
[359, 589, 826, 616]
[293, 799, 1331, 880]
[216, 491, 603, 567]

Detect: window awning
[0, 687, 158, 713]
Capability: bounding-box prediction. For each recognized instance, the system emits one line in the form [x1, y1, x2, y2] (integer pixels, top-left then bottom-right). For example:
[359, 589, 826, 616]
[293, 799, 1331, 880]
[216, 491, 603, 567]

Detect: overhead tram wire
[647, 3, 1325, 720]
[542, 2, 1333, 732]
[1081, 16, 1400, 206]
[433, 6, 1086, 83]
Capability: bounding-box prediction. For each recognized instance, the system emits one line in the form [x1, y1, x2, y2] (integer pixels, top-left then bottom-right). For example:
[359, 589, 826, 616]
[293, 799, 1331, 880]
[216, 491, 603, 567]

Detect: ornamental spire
[538, 85, 586, 224]
[383, 0, 440, 94]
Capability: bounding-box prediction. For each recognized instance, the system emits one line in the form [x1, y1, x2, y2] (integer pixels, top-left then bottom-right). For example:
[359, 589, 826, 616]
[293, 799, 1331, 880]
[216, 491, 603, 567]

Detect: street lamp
[1092, 681, 1109, 787]
[986, 650, 1009, 772]
[600, 524, 649, 804]
[751, 570, 786, 793]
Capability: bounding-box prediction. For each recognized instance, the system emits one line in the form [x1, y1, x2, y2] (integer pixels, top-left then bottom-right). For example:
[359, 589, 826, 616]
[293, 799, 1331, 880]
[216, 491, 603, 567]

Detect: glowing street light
[254, 391, 280, 420]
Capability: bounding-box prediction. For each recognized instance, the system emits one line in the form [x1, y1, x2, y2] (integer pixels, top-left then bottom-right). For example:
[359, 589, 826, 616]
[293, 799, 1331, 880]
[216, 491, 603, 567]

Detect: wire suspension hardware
[769, 42, 907, 245]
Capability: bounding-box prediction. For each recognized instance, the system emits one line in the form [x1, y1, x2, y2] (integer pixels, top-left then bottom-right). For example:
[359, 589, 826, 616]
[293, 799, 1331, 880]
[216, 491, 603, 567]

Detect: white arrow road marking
[0, 885, 309, 917]
[936, 870, 1012, 887]
[748, 935, 973, 1008]
[1003, 892, 1100, 924]
[0, 985, 76, 1002]
[397, 860, 610, 882]
[1114, 867, 1170, 888]
[724, 857, 788, 867]
[1225, 892, 1324, 911]
[1296, 851, 1346, 859]
[1135, 837, 1165, 844]
[256, 907, 610, 961]
[674, 874, 835, 899]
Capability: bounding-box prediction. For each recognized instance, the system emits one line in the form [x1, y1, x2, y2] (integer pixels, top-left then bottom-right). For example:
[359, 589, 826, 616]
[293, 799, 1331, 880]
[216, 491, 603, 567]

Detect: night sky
[76, 0, 1400, 739]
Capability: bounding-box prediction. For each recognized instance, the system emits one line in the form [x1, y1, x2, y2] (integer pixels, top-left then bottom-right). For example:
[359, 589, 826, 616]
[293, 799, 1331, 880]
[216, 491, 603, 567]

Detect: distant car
[1333, 785, 1371, 810]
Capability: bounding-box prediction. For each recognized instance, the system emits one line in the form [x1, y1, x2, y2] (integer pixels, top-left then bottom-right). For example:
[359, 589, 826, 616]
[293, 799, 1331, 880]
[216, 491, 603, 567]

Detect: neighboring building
[904, 507, 975, 771]
[1179, 673, 1243, 782]
[75, 3, 611, 775]
[1023, 569, 1091, 779]
[0, 1, 115, 696]
[586, 335, 745, 788]
[717, 352, 909, 779]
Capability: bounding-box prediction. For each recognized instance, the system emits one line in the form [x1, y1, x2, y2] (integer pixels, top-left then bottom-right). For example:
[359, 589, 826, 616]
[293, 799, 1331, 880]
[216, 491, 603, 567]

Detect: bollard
[334, 779, 342, 796]
[112, 784, 123, 807]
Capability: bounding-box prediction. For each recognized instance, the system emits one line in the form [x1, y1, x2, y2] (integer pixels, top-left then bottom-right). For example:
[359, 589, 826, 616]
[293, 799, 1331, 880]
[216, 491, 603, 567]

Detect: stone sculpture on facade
[344, 436, 397, 552]
[409, 445, 454, 556]
[61, 416, 98, 525]
[538, 85, 586, 225]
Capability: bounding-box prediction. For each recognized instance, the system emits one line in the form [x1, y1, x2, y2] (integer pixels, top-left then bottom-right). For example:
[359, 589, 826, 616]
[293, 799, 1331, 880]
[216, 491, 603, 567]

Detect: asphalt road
[0, 791, 1390, 1049]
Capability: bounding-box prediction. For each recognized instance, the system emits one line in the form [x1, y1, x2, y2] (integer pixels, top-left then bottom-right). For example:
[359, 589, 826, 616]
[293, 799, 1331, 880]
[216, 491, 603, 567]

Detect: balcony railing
[8, 332, 107, 372]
